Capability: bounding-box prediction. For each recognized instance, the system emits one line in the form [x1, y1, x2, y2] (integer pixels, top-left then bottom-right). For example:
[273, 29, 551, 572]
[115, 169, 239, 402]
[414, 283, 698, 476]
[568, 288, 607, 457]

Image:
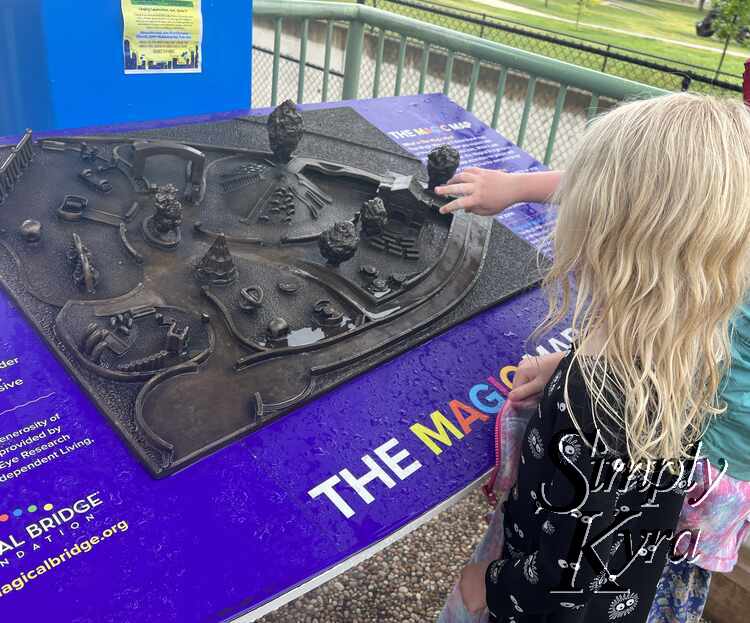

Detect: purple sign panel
[0, 95, 569, 621]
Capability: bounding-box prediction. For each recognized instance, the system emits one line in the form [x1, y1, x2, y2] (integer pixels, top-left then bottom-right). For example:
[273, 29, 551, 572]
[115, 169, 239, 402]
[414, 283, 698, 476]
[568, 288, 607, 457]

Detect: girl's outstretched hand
[459, 560, 490, 614]
[435, 168, 520, 216]
[508, 352, 567, 410]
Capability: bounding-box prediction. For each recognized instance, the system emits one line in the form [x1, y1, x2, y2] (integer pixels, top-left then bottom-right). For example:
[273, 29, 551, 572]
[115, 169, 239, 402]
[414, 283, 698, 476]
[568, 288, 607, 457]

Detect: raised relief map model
[0, 102, 543, 477]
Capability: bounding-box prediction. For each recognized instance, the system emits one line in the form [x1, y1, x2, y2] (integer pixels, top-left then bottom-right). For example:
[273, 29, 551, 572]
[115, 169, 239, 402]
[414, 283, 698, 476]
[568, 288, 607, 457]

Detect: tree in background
[713, 0, 750, 43]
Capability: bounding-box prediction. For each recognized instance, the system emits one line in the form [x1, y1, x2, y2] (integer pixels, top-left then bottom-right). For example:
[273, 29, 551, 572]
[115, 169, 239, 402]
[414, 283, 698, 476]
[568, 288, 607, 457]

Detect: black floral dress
[485, 351, 690, 623]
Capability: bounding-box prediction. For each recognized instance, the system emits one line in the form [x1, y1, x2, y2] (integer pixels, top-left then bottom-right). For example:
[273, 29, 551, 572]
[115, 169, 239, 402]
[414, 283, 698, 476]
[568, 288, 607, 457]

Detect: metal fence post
[343, 19, 366, 100]
[271, 17, 283, 107]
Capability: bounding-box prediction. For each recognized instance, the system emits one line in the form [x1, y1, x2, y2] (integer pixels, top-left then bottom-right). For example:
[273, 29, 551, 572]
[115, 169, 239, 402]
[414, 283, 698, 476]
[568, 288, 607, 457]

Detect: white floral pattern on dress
[488, 559, 506, 584]
[542, 519, 555, 535]
[589, 569, 609, 592]
[523, 552, 539, 584]
[528, 427, 544, 459]
[608, 591, 639, 620]
[529, 489, 544, 515]
[560, 433, 582, 464]
[610, 538, 623, 555]
[509, 594, 524, 613]
[506, 541, 523, 559]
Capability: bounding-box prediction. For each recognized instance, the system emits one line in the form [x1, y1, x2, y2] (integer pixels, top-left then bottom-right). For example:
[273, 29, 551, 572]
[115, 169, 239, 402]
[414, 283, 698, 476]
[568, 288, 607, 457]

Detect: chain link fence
[253, 16, 616, 169]
[252, 17, 347, 108]
[252, 46, 345, 108]
[366, 0, 743, 97]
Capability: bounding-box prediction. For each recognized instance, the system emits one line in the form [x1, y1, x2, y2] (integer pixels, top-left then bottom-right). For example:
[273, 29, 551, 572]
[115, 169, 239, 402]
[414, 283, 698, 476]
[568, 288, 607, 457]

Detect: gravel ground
[258, 488, 711, 623]
[259, 488, 489, 623]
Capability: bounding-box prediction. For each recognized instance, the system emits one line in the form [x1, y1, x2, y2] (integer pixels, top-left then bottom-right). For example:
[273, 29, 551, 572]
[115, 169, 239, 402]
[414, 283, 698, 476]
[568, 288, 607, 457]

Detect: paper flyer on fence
[121, 0, 203, 74]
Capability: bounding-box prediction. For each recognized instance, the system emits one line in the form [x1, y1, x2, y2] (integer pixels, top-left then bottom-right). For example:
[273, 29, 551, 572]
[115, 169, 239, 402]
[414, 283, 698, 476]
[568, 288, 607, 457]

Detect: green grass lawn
[336, 0, 746, 86]
[440, 0, 746, 76]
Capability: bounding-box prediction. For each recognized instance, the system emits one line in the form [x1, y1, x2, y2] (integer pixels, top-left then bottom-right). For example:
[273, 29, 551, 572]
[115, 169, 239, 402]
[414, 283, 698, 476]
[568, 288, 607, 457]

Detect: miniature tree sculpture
[237, 101, 332, 224]
[67, 233, 99, 294]
[319, 221, 360, 267]
[154, 184, 182, 230]
[360, 197, 389, 236]
[427, 145, 461, 191]
[195, 234, 238, 285]
[144, 184, 183, 248]
[267, 100, 304, 164]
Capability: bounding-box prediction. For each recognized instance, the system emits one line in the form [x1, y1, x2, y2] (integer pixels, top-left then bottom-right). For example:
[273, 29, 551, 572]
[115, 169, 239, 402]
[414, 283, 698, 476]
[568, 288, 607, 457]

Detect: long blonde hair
[542, 93, 750, 464]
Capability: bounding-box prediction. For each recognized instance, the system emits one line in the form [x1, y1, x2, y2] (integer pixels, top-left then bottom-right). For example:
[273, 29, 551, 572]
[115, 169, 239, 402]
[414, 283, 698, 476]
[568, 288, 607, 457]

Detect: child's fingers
[509, 378, 544, 401]
[443, 171, 478, 186]
[438, 199, 462, 214]
[434, 182, 475, 197]
[439, 195, 479, 214]
[509, 366, 533, 390]
[449, 183, 475, 197]
[508, 393, 542, 410]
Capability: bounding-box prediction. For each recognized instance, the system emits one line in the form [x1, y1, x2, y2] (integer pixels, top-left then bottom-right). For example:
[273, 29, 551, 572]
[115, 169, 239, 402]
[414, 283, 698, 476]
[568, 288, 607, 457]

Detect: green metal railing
[253, 0, 668, 165]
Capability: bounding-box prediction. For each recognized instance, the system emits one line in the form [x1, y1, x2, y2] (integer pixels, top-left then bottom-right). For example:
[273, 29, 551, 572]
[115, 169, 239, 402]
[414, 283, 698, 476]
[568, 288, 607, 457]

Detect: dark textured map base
[0, 108, 544, 477]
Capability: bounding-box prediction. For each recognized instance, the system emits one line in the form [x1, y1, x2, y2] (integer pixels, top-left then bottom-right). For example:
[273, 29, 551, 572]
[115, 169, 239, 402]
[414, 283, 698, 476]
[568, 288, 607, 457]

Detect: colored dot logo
[0, 503, 53, 521]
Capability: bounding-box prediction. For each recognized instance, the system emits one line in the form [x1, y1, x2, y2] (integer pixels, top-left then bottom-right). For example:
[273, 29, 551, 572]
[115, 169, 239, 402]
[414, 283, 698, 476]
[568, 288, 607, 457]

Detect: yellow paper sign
[122, 0, 203, 74]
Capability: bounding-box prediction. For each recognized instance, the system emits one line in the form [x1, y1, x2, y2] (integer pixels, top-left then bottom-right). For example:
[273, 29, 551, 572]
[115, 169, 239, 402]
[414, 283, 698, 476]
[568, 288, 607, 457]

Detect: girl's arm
[435, 169, 563, 215]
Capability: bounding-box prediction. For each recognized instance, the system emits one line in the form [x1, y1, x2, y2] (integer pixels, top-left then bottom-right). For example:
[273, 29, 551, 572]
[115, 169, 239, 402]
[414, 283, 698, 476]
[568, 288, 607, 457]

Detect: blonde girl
[436, 93, 750, 623]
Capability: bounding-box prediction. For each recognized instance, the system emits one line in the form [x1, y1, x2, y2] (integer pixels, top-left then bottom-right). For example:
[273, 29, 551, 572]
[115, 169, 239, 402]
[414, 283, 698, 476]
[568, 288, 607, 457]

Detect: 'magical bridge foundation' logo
[0, 492, 103, 556]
